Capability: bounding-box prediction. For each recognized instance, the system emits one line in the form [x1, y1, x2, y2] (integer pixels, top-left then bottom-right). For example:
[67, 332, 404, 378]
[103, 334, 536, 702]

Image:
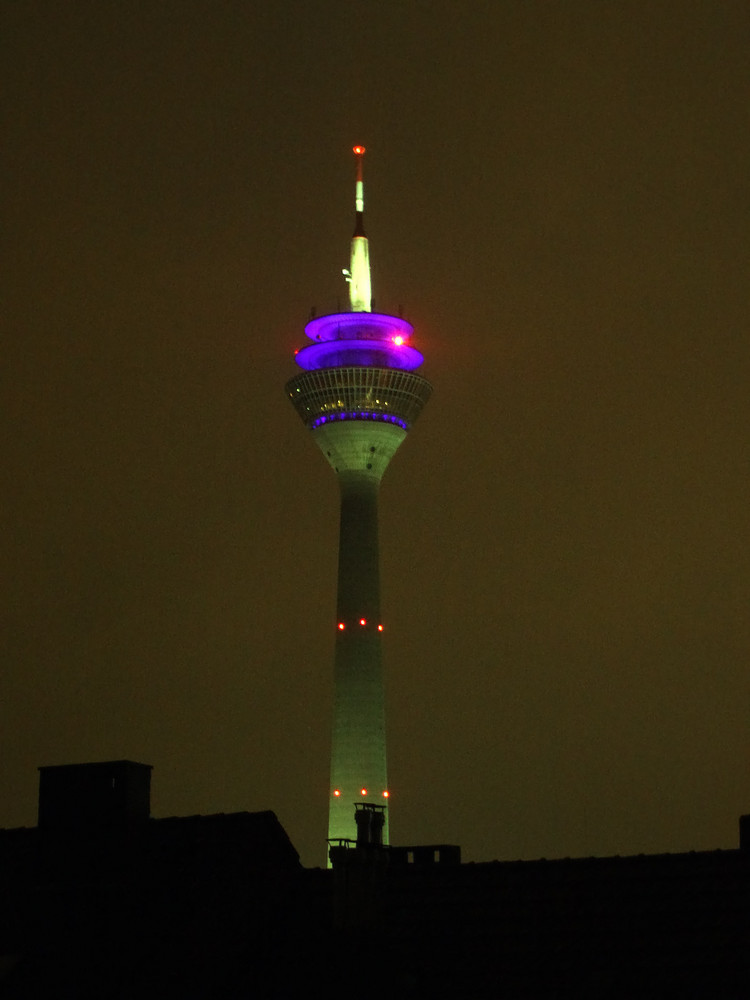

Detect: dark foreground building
[0, 761, 748, 998]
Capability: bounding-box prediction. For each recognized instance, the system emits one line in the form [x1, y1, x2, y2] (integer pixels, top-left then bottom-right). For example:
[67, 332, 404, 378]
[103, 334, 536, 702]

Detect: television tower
[286, 147, 432, 850]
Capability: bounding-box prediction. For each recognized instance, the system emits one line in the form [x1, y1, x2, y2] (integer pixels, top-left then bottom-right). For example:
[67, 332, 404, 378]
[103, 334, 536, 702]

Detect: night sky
[3, 1, 749, 868]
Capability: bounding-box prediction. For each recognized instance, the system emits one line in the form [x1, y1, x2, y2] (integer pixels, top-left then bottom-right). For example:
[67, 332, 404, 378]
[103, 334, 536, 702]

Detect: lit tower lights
[286, 147, 432, 851]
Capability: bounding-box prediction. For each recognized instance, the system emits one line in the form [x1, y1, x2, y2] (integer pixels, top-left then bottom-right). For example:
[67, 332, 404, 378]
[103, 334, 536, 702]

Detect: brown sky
[3, 1, 749, 866]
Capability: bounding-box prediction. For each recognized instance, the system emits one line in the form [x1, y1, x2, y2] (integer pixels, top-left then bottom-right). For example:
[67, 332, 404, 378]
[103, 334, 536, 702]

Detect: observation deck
[286, 365, 432, 431]
[288, 310, 432, 431]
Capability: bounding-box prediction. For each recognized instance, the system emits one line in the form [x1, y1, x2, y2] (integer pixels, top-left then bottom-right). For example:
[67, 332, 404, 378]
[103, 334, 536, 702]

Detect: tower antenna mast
[348, 145, 371, 312]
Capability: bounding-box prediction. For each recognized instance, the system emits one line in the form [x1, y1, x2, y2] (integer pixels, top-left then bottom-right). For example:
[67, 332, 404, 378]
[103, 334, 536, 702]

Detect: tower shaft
[306, 420, 408, 845]
[337, 474, 381, 622]
[330, 472, 388, 844]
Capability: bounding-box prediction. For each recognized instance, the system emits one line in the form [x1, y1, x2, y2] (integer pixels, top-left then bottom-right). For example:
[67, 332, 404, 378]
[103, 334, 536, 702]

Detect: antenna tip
[353, 145, 366, 156]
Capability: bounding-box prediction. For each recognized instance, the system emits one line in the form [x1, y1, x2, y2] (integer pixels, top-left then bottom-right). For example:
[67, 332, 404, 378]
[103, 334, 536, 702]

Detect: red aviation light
[382, 790, 390, 798]
[333, 789, 341, 797]
[337, 622, 345, 630]
[377, 624, 384, 632]
[359, 618, 366, 626]
[360, 787, 368, 796]
[353, 145, 366, 155]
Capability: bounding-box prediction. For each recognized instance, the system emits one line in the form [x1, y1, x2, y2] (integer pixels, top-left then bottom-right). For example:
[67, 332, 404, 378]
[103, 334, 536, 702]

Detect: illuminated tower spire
[286, 146, 431, 858]
[347, 145, 371, 312]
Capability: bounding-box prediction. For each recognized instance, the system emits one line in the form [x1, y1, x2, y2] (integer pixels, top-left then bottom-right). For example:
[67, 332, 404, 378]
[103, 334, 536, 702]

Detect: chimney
[740, 814, 750, 851]
[354, 802, 386, 848]
[37, 761, 152, 832]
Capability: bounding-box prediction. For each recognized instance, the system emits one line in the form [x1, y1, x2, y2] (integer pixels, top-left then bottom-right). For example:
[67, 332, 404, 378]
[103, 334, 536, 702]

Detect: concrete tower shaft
[330, 467, 388, 846]
[285, 380, 430, 847]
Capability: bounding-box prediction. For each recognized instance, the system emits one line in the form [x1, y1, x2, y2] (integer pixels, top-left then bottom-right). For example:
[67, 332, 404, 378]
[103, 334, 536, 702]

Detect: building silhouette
[0, 761, 748, 997]
[286, 146, 431, 847]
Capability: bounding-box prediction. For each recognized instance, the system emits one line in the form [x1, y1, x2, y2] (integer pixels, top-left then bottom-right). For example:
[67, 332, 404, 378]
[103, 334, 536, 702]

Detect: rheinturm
[286, 147, 431, 854]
